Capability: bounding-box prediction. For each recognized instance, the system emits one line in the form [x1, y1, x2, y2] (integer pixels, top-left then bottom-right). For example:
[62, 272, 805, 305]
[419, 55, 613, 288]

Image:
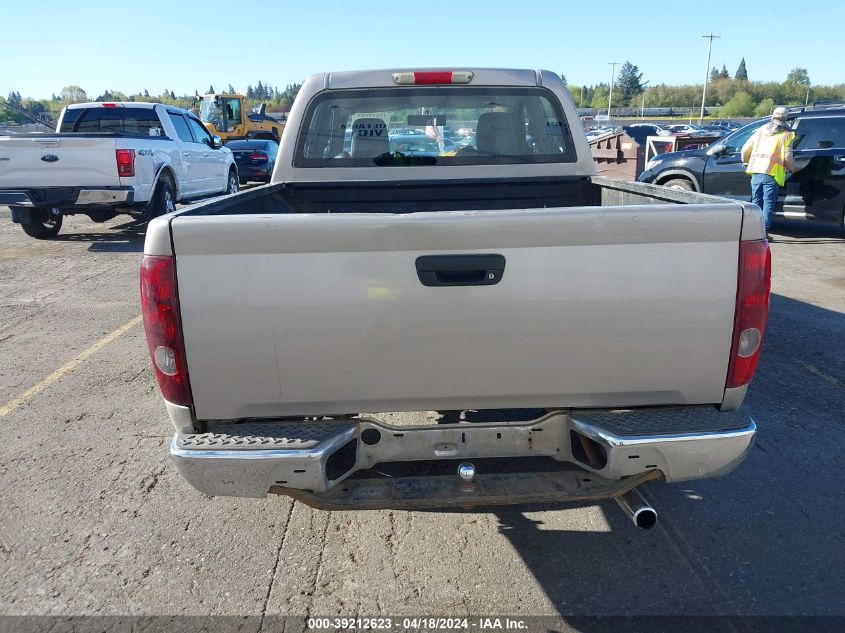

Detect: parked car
[666, 124, 713, 136]
[0, 102, 238, 238]
[143, 68, 767, 526]
[697, 125, 731, 137]
[622, 124, 671, 145]
[389, 134, 439, 155]
[227, 139, 279, 183]
[710, 119, 742, 131]
[585, 127, 616, 141]
[391, 127, 423, 136]
[639, 106, 845, 226]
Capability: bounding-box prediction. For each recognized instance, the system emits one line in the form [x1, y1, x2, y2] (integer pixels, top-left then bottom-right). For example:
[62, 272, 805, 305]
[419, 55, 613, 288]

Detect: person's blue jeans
[750, 173, 778, 231]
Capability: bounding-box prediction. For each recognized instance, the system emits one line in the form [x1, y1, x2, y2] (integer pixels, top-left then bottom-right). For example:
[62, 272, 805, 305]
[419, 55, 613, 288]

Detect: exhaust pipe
[615, 488, 658, 530]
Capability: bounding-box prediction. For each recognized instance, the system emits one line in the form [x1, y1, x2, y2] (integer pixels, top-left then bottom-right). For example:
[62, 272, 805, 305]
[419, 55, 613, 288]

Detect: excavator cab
[198, 95, 242, 134]
[196, 93, 282, 143]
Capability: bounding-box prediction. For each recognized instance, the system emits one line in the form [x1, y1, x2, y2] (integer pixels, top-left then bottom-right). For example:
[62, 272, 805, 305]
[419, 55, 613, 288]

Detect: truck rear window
[295, 87, 577, 167]
[59, 107, 164, 136]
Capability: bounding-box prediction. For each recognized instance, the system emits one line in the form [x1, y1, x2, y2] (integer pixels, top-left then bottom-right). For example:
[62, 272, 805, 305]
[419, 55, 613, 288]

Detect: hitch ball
[457, 462, 476, 481]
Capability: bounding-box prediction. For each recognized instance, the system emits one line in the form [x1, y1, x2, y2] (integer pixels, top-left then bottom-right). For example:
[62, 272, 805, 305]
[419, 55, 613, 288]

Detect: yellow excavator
[193, 93, 284, 143]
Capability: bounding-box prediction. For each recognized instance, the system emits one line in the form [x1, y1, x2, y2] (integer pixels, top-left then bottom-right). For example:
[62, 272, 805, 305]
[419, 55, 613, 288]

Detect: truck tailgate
[171, 205, 742, 420]
[0, 136, 120, 188]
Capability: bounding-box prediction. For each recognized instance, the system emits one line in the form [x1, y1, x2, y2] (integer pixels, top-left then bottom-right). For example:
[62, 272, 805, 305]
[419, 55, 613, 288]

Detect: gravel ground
[0, 207, 843, 630]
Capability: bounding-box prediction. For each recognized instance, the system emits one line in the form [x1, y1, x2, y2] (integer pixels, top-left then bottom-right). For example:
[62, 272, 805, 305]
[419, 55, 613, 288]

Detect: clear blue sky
[3, 0, 843, 99]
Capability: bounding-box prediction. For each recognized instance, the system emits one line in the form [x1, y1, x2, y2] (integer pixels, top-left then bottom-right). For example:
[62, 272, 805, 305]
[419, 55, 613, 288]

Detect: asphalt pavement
[0, 207, 843, 631]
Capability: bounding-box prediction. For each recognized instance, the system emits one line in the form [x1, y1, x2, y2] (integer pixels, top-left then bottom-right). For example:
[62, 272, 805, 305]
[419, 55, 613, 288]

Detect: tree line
[4, 61, 844, 125]
[0, 82, 303, 124]
[564, 59, 843, 117]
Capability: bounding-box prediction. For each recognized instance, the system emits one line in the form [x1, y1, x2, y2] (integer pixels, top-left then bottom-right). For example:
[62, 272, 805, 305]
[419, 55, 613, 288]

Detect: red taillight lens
[116, 149, 135, 177]
[413, 71, 453, 84]
[726, 240, 771, 388]
[249, 152, 268, 161]
[140, 255, 192, 406]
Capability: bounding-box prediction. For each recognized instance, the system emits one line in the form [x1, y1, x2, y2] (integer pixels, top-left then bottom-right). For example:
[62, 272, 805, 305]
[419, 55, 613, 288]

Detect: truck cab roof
[65, 102, 161, 110]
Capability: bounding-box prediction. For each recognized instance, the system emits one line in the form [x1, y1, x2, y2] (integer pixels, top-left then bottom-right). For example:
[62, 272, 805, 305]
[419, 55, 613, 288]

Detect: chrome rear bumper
[170, 407, 756, 507]
[2, 186, 134, 210]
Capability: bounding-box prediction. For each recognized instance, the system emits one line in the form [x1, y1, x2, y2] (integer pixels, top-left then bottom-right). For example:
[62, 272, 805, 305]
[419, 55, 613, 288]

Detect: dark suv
[638, 106, 845, 226]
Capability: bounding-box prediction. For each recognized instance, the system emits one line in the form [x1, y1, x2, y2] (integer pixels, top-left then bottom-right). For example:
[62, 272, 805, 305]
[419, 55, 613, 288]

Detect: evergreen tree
[709, 67, 720, 82]
[615, 61, 644, 105]
[256, 81, 265, 100]
[246, 85, 254, 99]
[208, 85, 215, 94]
[170, 90, 176, 100]
[143, 89, 150, 97]
[735, 57, 748, 81]
[720, 65, 730, 79]
[228, 84, 235, 94]
[560, 74, 567, 86]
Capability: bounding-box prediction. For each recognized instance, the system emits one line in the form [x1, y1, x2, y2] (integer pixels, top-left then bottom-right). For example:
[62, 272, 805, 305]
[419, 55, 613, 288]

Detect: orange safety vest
[745, 129, 795, 187]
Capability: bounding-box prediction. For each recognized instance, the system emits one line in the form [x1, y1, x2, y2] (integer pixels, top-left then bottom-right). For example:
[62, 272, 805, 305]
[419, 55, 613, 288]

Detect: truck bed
[148, 176, 750, 421]
[178, 174, 725, 216]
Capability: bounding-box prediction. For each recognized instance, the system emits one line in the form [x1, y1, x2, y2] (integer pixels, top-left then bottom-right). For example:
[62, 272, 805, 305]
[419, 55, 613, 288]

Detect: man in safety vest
[741, 106, 798, 234]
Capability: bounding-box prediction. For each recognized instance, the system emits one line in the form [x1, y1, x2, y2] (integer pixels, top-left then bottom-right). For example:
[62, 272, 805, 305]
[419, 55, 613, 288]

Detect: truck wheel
[662, 178, 694, 191]
[227, 170, 239, 194]
[20, 209, 63, 239]
[151, 180, 176, 219]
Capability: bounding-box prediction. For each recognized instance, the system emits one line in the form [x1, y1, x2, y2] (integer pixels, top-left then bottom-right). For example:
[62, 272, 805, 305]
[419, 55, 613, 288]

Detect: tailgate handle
[415, 254, 505, 287]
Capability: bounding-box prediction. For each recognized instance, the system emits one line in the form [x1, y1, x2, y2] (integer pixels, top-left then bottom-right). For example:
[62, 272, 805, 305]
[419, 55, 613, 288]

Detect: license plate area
[355, 412, 572, 469]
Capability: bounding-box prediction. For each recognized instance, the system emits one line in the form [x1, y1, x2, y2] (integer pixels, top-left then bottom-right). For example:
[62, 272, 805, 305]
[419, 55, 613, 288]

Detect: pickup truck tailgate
[171, 205, 742, 420]
[0, 136, 120, 188]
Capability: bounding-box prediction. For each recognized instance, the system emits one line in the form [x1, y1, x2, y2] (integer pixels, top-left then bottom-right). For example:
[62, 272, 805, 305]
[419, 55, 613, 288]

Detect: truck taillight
[140, 255, 192, 406]
[116, 149, 135, 177]
[726, 240, 771, 388]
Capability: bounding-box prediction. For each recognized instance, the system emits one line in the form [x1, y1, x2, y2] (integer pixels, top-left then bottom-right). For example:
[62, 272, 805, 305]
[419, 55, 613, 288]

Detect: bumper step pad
[573, 407, 751, 436]
[176, 420, 354, 451]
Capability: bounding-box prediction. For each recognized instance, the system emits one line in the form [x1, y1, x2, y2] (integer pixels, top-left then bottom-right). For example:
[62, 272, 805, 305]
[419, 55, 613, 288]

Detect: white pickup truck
[141, 69, 770, 528]
[0, 102, 238, 238]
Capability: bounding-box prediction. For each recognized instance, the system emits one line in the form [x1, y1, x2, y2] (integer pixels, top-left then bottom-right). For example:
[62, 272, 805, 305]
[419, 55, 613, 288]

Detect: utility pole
[607, 61, 618, 120]
[699, 33, 720, 125]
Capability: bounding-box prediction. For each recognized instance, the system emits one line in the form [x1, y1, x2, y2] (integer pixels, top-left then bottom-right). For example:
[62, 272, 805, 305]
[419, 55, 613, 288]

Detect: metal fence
[577, 106, 724, 118]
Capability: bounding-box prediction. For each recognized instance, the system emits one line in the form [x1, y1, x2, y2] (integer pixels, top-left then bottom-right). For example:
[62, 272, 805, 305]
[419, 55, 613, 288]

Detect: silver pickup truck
[141, 69, 770, 528]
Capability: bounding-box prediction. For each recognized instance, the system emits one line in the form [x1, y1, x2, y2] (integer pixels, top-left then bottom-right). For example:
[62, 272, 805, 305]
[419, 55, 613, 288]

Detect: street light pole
[699, 33, 720, 125]
[607, 61, 618, 119]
